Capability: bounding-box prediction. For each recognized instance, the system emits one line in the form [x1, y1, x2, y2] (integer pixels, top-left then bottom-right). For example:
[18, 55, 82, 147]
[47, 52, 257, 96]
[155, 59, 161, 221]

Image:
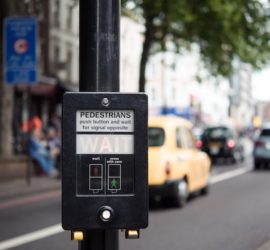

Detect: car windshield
[148, 127, 165, 146]
[260, 129, 270, 136]
[204, 127, 229, 139]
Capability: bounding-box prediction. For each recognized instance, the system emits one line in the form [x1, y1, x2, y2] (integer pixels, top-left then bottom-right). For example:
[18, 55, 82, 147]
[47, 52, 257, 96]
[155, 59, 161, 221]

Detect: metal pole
[79, 230, 119, 250]
[79, 0, 120, 92]
[79, 0, 120, 249]
[26, 86, 32, 185]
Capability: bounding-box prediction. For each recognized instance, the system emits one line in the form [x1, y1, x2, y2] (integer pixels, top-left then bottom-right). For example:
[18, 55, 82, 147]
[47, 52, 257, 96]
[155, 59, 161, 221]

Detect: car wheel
[174, 179, 189, 208]
[201, 178, 210, 196]
[254, 160, 261, 170]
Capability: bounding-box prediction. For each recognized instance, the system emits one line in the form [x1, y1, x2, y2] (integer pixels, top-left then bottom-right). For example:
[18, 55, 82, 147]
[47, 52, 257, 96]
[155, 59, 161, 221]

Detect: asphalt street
[0, 158, 270, 250]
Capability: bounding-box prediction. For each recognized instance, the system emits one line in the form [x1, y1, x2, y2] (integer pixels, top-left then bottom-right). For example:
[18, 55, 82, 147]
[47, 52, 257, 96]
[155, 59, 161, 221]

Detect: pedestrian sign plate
[3, 17, 38, 84]
[76, 110, 134, 132]
[62, 92, 148, 230]
[76, 109, 134, 195]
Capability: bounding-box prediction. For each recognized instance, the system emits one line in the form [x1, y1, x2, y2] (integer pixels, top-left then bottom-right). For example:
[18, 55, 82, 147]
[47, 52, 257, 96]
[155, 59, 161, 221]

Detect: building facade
[49, 1, 143, 93]
[146, 47, 231, 127]
[229, 62, 254, 128]
[49, 0, 79, 88]
[48, 0, 254, 129]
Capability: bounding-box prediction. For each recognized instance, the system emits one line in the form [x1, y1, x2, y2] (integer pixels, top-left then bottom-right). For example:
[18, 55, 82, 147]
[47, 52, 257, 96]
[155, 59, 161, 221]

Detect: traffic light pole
[79, 0, 120, 92]
[78, 0, 120, 249]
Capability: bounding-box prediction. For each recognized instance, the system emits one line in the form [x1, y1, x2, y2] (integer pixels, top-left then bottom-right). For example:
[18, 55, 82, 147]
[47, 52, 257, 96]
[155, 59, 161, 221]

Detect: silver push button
[99, 206, 114, 222]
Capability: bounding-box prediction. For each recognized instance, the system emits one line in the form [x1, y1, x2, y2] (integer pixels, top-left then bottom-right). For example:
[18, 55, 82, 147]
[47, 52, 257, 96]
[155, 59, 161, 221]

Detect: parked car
[148, 116, 211, 207]
[200, 126, 244, 164]
[253, 128, 270, 169]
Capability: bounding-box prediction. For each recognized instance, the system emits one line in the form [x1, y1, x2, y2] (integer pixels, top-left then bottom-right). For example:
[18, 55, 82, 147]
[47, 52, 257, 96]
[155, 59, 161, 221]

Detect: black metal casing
[62, 92, 148, 230]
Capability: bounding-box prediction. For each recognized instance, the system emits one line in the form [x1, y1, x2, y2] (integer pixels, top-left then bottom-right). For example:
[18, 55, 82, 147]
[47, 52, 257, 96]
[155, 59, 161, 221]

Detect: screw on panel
[101, 98, 110, 107]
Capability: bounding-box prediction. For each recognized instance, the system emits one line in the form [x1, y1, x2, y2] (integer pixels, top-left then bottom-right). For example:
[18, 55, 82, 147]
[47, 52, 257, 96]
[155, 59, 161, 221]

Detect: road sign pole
[26, 86, 32, 186]
[79, 0, 120, 249]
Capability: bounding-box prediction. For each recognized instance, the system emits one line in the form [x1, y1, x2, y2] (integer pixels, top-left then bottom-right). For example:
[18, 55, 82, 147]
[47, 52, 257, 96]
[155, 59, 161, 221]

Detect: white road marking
[0, 224, 63, 250]
[0, 166, 253, 250]
[257, 239, 270, 250]
[210, 166, 252, 184]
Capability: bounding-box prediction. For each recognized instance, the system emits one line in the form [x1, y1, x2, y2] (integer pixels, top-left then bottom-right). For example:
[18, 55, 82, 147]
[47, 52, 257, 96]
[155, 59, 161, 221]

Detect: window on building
[171, 86, 176, 101]
[66, 4, 73, 30]
[54, 45, 60, 71]
[66, 49, 73, 82]
[53, 0, 60, 28]
[151, 87, 156, 102]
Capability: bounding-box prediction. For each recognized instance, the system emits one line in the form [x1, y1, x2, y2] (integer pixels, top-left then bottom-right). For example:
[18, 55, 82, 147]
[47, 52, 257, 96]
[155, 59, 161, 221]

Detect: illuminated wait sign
[76, 134, 134, 154]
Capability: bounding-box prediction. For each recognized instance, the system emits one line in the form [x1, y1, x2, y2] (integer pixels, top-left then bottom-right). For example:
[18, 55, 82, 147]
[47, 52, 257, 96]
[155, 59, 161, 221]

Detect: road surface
[0, 158, 270, 250]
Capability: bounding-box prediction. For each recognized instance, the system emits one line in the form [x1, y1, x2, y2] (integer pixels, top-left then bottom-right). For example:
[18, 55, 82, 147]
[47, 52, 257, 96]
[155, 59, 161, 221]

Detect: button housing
[62, 93, 148, 230]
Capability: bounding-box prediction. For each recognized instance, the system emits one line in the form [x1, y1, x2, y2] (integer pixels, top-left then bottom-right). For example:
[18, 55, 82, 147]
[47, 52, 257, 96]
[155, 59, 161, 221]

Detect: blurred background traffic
[1, 0, 270, 172]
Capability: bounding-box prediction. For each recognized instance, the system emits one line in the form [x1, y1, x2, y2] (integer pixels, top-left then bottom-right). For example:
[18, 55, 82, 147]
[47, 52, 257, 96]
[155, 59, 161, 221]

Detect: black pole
[79, 0, 120, 249]
[26, 86, 32, 185]
[79, 0, 120, 92]
[79, 230, 119, 250]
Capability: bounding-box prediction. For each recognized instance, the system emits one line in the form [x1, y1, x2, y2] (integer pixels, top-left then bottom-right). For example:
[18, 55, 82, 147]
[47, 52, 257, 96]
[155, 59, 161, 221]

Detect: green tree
[122, 0, 270, 92]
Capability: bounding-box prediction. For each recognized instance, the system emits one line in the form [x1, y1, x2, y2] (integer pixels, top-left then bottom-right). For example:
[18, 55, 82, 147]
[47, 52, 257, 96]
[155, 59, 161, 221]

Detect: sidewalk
[0, 176, 61, 202]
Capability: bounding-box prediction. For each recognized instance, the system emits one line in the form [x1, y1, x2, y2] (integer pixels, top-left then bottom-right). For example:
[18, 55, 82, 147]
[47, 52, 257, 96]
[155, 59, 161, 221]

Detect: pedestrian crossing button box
[62, 92, 148, 230]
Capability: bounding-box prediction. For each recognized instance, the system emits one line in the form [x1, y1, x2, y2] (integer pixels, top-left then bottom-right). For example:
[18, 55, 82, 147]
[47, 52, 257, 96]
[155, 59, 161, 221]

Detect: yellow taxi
[148, 116, 211, 207]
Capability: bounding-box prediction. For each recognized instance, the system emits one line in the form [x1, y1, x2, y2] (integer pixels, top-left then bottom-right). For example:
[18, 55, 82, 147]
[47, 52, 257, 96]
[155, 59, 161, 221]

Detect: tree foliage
[122, 0, 270, 92]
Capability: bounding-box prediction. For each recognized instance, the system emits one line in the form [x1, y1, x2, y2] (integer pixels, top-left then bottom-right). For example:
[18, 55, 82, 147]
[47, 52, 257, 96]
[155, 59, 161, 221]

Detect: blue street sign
[3, 17, 38, 85]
